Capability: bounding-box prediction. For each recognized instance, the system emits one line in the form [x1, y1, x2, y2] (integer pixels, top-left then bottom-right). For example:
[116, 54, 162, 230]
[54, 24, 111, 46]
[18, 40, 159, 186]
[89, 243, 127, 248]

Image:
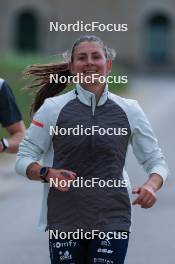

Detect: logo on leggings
[54, 240, 77, 248]
[100, 240, 111, 247]
[93, 258, 114, 264]
[59, 250, 72, 261]
[97, 248, 113, 254]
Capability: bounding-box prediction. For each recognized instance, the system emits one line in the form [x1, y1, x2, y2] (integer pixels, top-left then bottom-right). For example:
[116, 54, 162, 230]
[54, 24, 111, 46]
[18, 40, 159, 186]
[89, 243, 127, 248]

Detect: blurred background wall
[0, 0, 175, 72]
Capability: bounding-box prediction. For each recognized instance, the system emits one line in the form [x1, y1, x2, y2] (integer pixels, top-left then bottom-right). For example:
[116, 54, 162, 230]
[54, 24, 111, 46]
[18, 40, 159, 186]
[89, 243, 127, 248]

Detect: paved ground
[0, 75, 174, 264]
[125, 75, 175, 264]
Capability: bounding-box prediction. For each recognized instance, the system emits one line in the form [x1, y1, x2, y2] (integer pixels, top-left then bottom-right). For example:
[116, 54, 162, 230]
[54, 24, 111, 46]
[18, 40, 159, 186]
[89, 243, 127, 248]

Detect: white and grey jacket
[15, 84, 169, 232]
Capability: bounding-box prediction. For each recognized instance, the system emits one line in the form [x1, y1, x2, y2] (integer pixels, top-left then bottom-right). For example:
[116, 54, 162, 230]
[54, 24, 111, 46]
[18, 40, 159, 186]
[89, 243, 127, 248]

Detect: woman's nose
[86, 57, 94, 65]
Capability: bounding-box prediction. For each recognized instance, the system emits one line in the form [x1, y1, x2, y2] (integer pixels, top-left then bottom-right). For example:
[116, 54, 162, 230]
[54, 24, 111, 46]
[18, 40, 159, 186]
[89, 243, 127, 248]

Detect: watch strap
[1, 138, 9, 151]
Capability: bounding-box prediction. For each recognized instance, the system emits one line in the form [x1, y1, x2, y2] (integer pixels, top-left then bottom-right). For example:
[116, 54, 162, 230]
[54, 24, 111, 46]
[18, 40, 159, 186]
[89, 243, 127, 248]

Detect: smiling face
[70, 41, 112, 88]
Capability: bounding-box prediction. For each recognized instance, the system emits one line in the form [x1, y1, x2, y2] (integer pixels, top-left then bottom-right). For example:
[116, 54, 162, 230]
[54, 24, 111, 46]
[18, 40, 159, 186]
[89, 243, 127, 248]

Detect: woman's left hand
[132, 184, 157, 209]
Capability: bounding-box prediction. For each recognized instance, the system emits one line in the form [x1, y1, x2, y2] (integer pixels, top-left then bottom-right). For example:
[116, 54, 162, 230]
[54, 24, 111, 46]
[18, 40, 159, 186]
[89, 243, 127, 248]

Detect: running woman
[16, 35, 169, 264]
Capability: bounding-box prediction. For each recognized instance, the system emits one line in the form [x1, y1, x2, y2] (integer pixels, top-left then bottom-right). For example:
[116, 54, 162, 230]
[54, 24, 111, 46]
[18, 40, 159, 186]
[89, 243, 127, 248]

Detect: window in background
[15, 10, 38, 53]
[145, 14, 171, 64]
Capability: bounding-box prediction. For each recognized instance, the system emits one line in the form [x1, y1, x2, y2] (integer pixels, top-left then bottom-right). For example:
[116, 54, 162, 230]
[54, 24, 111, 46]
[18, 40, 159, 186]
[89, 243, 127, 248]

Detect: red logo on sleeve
[32, 120, 44, 128]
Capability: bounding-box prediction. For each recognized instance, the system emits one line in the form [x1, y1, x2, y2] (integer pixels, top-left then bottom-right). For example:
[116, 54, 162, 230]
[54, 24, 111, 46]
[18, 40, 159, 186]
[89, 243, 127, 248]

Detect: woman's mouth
[83, 70, 98, 74]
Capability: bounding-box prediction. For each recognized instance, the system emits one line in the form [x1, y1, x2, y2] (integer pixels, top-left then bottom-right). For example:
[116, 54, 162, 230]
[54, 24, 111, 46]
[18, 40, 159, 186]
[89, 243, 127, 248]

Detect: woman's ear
[69, 62, 74, 75]
[107, 60, 112, 74]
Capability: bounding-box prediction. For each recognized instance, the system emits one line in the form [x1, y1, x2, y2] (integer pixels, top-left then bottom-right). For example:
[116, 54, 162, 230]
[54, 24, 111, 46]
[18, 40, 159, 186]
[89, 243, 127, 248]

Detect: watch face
[40, 167, 48, 176]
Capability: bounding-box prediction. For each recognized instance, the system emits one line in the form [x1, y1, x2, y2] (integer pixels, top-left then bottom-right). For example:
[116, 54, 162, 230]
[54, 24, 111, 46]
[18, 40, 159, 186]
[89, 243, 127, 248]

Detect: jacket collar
[75, 83, 109, 107]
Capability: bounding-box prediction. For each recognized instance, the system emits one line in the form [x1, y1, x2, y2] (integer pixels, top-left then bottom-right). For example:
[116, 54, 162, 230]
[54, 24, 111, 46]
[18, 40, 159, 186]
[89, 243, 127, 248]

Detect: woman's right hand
[46, 168, 77, 192]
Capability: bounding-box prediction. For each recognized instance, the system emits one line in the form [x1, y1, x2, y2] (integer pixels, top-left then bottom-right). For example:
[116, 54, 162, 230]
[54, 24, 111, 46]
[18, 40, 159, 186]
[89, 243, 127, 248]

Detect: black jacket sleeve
[0, 80, 22, 127]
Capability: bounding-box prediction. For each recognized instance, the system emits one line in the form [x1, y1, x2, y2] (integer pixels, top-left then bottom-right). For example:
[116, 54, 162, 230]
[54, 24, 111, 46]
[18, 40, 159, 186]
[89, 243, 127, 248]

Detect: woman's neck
[80, 83, 106, 104]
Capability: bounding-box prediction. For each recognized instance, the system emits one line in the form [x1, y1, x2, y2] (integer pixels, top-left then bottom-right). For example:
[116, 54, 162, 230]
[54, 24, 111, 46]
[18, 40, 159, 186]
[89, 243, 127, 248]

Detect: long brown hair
[24, 35, 116, 114]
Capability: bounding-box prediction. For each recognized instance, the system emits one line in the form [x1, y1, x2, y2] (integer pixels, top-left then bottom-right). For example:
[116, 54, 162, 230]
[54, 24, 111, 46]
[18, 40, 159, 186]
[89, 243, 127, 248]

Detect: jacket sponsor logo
[32, 120, 44, 128]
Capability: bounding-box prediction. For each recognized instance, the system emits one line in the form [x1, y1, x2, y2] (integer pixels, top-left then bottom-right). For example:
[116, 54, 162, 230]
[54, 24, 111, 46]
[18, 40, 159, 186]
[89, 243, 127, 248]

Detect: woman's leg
[86, 232, 129, 264]
[49, 237, 87, 264]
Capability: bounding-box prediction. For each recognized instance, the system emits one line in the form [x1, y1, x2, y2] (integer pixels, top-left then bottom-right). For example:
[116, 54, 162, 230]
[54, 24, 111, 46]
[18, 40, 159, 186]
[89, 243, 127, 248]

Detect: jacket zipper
[91, 96, 96, 155]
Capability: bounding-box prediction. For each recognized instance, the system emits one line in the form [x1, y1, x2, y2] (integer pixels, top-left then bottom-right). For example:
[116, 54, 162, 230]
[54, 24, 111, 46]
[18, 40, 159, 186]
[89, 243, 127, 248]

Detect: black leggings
[49, 234, 129, 264]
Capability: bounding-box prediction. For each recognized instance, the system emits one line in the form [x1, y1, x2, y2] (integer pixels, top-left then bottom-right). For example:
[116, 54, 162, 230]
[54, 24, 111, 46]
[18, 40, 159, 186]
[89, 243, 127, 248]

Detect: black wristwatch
[1, 138, 9, 151]
[39, 167, 50, 183]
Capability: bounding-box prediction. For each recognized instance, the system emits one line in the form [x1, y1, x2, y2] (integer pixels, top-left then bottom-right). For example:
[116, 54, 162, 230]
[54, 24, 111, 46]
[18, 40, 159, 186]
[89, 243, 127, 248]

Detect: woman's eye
[93, 55, 101, 60]
[78, 57, 86, 60]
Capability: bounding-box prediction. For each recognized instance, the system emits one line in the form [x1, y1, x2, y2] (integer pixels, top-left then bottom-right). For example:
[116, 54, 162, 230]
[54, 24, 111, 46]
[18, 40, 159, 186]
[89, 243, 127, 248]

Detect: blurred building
[0, 0, 175, 72]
